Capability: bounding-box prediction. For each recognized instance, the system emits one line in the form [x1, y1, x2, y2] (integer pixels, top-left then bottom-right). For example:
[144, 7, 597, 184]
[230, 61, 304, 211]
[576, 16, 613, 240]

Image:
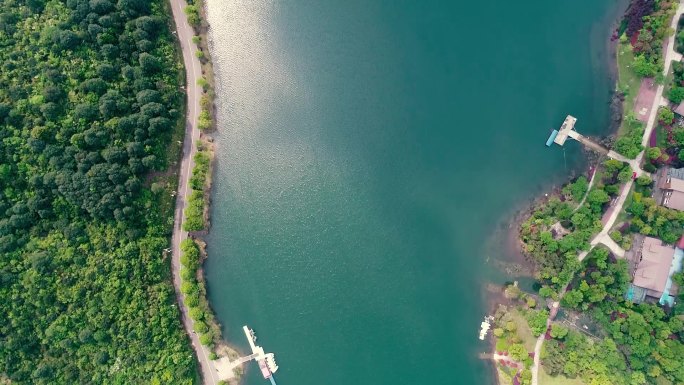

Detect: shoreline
[489, 1, 684, 384]
[490, 0, 630, 286]
[486, 2, 632, 384]
[189, 0, 249, 373]
[168, 0, 242, 383]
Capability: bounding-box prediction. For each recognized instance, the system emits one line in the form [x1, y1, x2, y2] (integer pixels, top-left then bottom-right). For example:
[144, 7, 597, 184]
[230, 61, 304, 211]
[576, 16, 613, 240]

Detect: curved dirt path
[168, 0, 220, 384]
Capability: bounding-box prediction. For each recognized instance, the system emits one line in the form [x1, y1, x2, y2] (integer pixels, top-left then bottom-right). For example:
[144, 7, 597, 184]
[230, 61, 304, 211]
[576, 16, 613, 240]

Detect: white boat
[479, 316, 493, 340]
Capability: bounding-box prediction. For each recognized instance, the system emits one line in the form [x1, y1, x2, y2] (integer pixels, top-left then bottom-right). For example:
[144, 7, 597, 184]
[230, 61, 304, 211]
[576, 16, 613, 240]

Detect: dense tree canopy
[556, 248, 684, 384]
[0, 0, 196, 383]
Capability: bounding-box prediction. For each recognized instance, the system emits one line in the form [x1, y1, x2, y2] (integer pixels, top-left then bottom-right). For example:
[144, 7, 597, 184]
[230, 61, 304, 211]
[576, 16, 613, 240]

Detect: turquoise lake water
[203, 1, 627, 384]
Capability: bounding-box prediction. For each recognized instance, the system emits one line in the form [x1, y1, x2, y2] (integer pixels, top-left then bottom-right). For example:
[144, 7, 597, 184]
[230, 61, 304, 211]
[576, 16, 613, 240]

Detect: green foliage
[610, 230, 623, 243]
[614, 122, 645, 159]
[183, 150, 211, 231]
[183, 191, 205, 231]
[586, 188, 610, 210]
[549, 324, 568, 340]
[627, 195, 684, 243]
[184, 5, 201, 27]
[562, 176, 588, 202]
[603, 159, 628, 174]
[668, 86, 684, 103]
[520, 179, 612, 291]
[508, 343, 528, 362]
[632, 54, 660, 77]
[657, 106, 675, 125]
[189, 307, 205, 321]
[646, 146, 662, 160]
[0, 0, 198, 383]
[197, 77, 209, 91]
[631, 2, 674, 77]
[548, 245, 684, 383]
[525, 309, 549, 337]
[179, 237, 220, 347]
[198, 110, 212, 130]
[199, 332, 213, 347]
[635, 175, 652, 186]
[189, 151, 211, 190]
[542, 330, 629, 384]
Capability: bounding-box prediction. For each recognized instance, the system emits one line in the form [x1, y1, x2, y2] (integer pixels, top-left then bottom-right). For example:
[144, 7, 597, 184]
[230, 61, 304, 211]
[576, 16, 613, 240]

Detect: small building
[627, 237, 676, 304]
[658, 167, 684, 211]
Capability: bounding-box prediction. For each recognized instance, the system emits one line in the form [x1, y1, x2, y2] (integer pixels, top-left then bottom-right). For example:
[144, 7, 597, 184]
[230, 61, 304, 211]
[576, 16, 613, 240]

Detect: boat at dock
[243, 325, 279, 382]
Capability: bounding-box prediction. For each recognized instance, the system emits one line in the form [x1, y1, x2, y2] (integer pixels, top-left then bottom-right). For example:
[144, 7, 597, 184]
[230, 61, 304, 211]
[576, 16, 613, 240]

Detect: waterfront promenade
[168, 0, 220, 383]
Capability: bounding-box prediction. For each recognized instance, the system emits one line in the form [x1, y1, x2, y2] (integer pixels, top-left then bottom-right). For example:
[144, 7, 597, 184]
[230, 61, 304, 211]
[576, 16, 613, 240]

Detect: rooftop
[633, 237, 675, 295]
[663, 190, 684, 211]
[669, 167, 684, 181]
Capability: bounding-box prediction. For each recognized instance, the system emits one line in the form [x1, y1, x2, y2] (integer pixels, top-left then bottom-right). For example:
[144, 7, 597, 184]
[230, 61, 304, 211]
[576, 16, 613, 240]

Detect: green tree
[508, 343, 528, 362]
[657, 106, 675, 125]
[636, 175, 652, 186]
[646, 146, 662, 160]
[668, 86, 684, 103]
[184, 5, 201, 27]
[550, 324, 568, 339]
[632, 54, 659, 77]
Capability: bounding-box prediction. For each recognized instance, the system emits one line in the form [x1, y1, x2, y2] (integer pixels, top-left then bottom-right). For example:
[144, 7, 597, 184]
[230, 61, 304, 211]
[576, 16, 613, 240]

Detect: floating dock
[546, 115, 609, 155]
[545, 130, 559, 147]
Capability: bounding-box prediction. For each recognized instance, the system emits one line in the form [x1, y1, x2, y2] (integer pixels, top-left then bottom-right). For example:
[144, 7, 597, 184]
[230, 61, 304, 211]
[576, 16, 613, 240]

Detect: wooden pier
[548, 115, 609, 155]
[214, 326, 278, 383]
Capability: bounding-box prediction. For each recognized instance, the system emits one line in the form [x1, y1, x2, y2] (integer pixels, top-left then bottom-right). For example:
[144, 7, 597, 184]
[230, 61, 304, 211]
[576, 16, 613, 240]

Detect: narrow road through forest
[168, 0, 219, 384]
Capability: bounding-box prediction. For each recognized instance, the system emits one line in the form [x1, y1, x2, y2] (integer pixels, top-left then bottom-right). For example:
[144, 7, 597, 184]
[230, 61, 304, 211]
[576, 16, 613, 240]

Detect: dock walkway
[551, 115, 608, 154]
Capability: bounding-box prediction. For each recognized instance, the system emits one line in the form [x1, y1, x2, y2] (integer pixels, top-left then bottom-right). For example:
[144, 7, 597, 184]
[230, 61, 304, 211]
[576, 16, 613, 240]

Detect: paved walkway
[606, 151, 650, 178]
[530, 4, 684, 385]
[168, 1, 221, 384]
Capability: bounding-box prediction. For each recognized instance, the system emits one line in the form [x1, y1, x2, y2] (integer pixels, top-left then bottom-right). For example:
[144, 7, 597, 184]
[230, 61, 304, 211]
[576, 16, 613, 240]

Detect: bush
[194, 321, 209, 334]
[610, 230, 623, 243]
[184, 5, 200, 27]
[198, 110, 211, 130]
[182, 190, 205, 231]
[632, 54, 659, 77]
[189, 307, 205, 321]
[658, 107, 674, 125]
[199, 332, 213, 346]
[180, 281, 198, 295]
[197, 77, 209, 91]
[668, 86, 684, 103]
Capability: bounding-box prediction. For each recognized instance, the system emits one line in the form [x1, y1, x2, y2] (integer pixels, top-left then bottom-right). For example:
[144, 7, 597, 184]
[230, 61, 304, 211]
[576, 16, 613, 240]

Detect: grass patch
[664, 60, 676, 97]
[539, 367, 586, 385]
[511, 310, 537, 351]
[657, 125, 669, 149]
[616, 40, 641, 137]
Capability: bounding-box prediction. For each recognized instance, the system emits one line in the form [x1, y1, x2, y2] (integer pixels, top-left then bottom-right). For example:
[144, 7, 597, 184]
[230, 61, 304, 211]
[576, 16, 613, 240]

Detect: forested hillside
[0, 0, 196, 383]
